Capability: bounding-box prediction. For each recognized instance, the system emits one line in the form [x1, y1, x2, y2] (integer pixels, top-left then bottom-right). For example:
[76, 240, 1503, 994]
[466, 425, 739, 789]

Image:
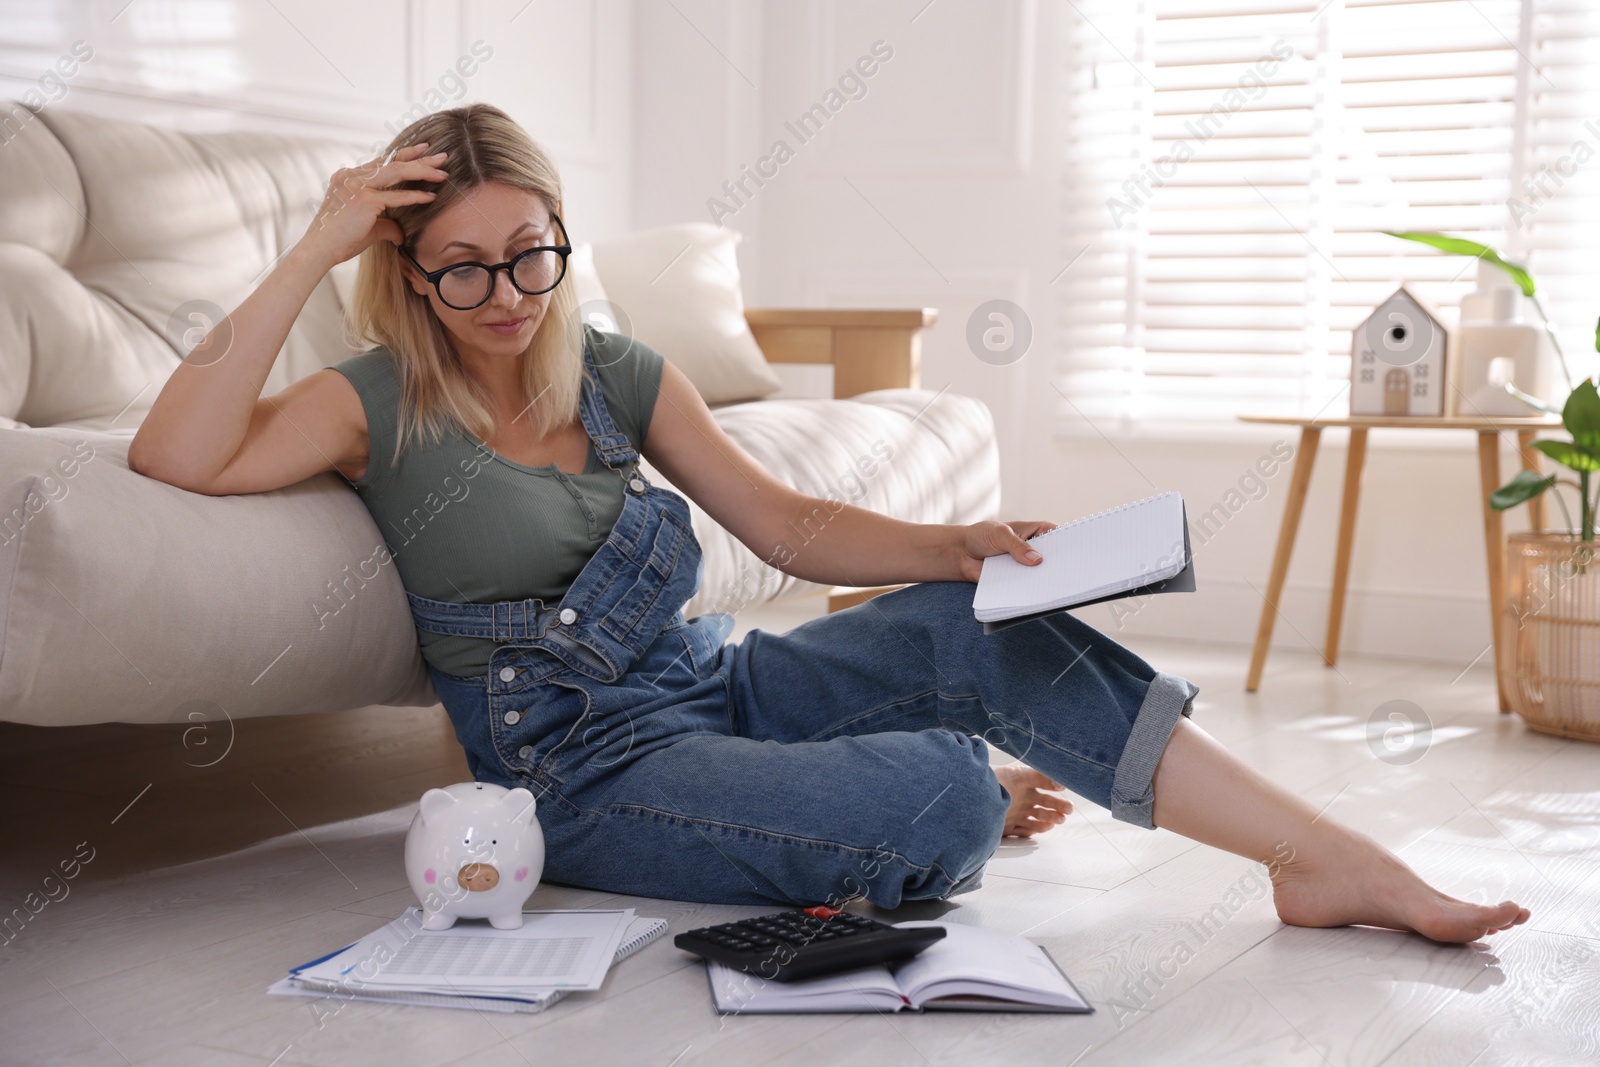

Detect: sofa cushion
[0, 428, 432, 726]
[589, 223, 782, 405]
[0, 108, 362, 430]
[657, 387, 1000, 615]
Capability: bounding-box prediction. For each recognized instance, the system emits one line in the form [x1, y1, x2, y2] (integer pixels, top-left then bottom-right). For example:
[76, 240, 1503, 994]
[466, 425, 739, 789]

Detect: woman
[130, 104, 1526, 941]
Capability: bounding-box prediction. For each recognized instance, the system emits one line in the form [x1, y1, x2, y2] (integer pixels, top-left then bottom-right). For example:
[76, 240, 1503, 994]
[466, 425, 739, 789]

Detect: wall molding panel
[800, 0, 1035, 177]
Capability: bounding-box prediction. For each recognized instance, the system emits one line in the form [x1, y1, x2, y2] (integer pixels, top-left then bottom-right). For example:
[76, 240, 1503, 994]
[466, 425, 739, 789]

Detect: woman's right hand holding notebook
[971, 491, 1193, 629]
[950, 519, 1059, 583]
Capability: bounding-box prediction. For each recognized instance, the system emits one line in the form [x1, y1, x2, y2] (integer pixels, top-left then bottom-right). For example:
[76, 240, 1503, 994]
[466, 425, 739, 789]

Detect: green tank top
[329, 328, 666, 680]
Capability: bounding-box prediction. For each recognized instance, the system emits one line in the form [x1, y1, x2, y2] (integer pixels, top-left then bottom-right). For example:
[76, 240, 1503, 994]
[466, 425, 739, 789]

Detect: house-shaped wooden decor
[1350, 286, 1452, 417]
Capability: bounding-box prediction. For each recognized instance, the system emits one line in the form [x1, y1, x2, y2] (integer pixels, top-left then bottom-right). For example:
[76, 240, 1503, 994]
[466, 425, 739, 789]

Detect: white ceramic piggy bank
[404, 781, 545, 930]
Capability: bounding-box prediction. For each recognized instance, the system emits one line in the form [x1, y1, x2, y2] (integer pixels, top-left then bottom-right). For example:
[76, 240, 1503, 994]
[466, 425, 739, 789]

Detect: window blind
[1514, 0, 1600, 380]
[1056, 0, 1593, 427]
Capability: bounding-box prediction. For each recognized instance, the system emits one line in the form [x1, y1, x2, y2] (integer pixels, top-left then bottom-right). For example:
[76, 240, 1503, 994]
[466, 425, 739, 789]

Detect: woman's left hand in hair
[951, 519, 1057, 582]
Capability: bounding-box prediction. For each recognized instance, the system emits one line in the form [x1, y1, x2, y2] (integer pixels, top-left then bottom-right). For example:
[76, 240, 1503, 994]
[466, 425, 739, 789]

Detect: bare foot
[1270, 827, 1531, 943]
[994, 763, 1073, 838]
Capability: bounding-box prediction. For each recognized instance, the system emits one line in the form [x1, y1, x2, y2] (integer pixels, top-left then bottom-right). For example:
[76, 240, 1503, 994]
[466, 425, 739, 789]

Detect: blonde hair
[347, 103, 583, 468]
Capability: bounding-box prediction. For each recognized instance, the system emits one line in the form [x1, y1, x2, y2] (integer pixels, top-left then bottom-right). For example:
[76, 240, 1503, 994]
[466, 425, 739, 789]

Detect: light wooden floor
[2, 595, 1598, 1067]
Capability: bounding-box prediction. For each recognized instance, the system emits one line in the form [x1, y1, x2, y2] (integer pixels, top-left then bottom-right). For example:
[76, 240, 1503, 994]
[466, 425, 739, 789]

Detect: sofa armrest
[744, 308, 936, 399]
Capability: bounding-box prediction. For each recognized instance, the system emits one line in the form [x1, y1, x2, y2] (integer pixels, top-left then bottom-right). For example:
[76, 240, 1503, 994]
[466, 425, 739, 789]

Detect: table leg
[1246, 426, 1321, 692]
[1324, 427, 1368, 668]
[1517, 428, 1544, 533]
[1477, 431, 1512, 712]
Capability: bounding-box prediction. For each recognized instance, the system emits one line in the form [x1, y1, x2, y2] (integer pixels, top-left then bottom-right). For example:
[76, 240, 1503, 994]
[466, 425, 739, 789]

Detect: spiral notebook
[973, 491, 1194, 633]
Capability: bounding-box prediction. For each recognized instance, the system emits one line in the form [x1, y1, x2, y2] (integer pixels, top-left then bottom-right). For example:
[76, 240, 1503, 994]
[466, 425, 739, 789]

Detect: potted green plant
[1384, 230, 1598, 738]
[1489, 367, 1600, 740]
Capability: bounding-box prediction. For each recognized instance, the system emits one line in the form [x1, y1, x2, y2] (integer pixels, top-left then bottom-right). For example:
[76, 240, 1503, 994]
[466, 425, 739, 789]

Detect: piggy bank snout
[458, 862, 499, 892]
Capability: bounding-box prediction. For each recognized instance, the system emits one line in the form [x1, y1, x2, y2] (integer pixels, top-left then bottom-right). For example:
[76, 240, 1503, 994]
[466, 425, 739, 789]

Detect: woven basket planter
[1502, 531, 1600, 741]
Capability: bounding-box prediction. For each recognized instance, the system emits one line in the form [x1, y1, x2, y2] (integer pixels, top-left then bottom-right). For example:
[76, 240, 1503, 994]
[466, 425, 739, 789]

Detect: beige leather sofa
[0, 107, 1000, 727]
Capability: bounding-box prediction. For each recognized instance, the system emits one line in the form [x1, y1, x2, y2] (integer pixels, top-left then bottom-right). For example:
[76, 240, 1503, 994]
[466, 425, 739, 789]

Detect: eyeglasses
[399, 214, 572, 310]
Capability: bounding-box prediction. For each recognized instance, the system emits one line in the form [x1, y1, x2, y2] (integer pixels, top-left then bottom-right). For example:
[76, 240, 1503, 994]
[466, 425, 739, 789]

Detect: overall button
[559, 608, 578, 625]
[517, 745, 534, 760]
[504, 710, 521, 726]
[499, 667, 516, 683]
[628, 476, 646, 494]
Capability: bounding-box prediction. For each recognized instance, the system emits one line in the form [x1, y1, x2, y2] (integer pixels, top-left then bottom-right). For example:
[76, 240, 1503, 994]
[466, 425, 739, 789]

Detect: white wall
[629, 0, 1532, 670]
[631, 0, 764, 287]
[0, 0, 636, 241]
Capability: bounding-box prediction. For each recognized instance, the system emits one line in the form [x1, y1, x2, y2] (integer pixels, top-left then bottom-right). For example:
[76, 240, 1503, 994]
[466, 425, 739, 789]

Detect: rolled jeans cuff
[1109, 670, 1199, 829]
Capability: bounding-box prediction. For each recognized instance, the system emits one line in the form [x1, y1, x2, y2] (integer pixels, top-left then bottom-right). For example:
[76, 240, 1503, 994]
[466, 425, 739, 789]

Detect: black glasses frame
[399, 213, 572, 310]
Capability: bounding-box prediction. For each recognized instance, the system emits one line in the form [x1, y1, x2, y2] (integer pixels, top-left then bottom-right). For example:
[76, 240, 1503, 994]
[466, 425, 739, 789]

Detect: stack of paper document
[269, 908, 667, 1014]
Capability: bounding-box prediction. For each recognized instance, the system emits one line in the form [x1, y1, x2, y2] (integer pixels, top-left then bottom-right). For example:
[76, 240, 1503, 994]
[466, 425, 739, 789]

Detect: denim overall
[408, 340, 1201, 910]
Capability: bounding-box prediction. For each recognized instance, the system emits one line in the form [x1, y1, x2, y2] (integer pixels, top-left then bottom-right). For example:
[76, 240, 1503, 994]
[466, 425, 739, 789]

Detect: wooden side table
[1239, 413, 1562, 712]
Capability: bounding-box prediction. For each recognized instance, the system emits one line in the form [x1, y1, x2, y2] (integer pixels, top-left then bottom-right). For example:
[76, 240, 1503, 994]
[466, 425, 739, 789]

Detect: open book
[973, 490, 1194, 633]
[706, 921, 1092, 1014]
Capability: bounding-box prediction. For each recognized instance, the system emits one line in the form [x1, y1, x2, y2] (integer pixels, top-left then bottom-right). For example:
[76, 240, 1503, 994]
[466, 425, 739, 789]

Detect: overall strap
[577, 332, 639, 470]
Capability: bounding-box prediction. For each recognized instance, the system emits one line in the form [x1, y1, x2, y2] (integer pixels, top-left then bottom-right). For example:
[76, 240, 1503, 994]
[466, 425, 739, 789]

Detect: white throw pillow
[588, 224, 781, 405]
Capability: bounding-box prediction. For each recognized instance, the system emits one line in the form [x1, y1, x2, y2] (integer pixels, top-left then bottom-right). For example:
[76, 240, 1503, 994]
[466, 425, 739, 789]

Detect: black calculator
[674, 906, 946, 983]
